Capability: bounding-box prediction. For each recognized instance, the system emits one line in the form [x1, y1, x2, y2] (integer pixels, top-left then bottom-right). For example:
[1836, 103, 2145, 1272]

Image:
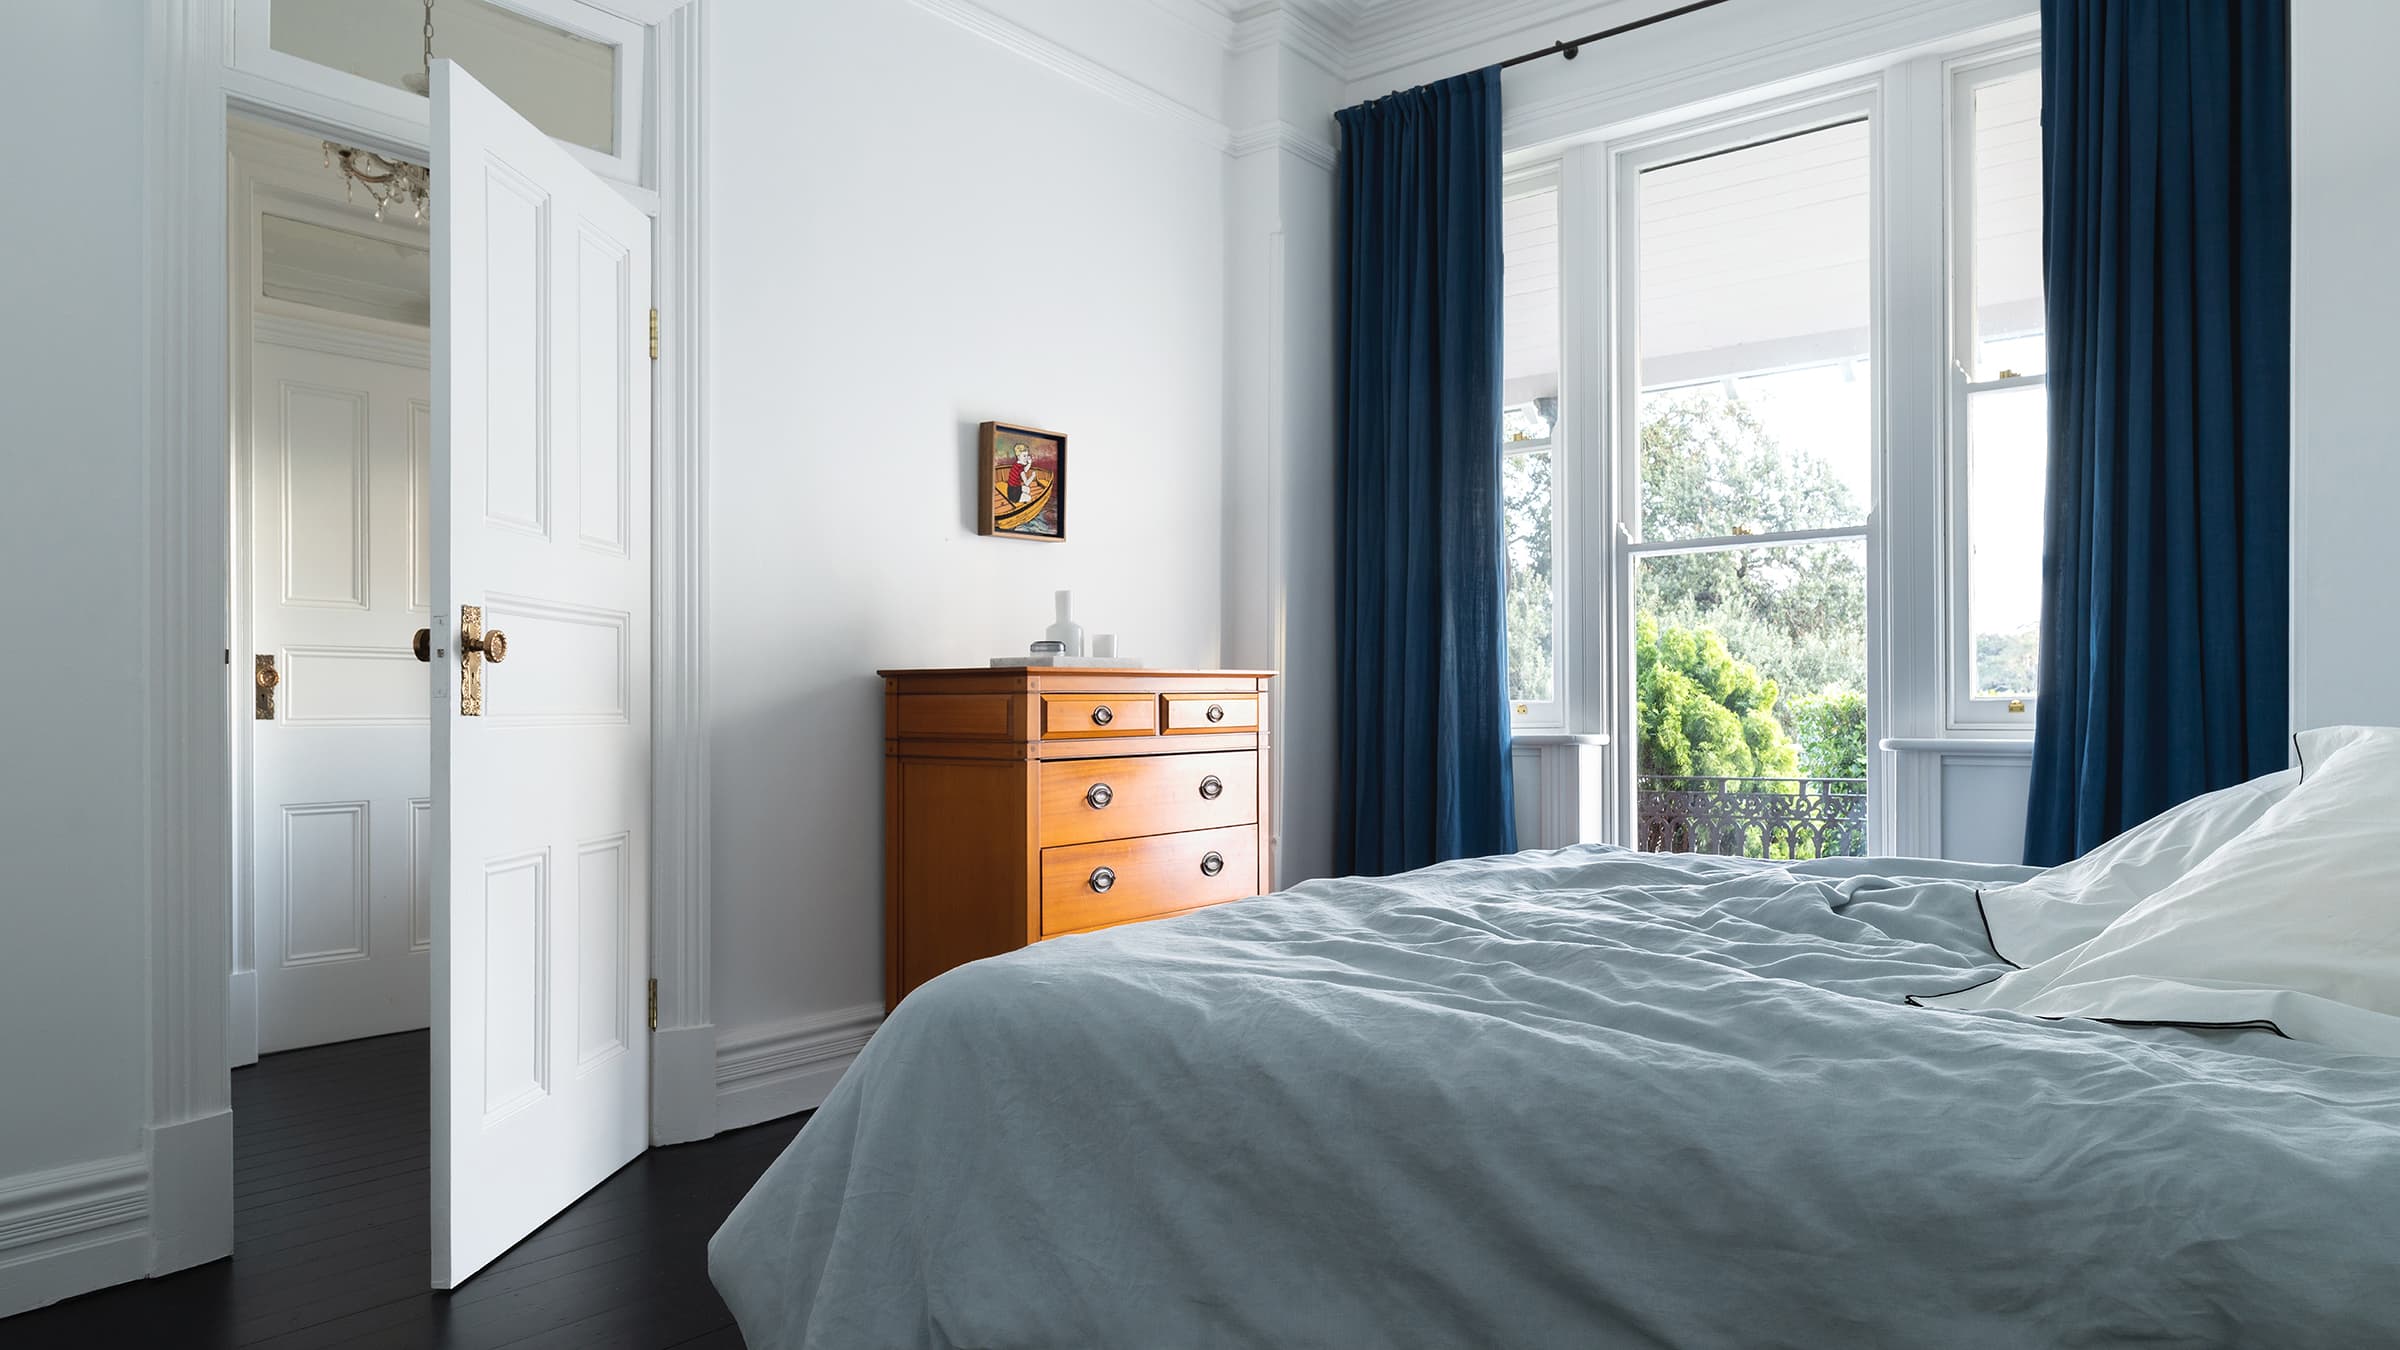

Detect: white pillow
[1975, 766, 2298, 966]
[1916, 726, 2400, 1055]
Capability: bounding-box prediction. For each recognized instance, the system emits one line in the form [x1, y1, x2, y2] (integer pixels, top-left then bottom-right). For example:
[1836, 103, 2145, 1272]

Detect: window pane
[1633, 539, 1867, 859]
[1504, 185, 1560, 710]
[1966, 384, 2046, 699]
[272, 0, 618, 154]
[1504, 186, 1560, 408]
[1970, 68, 2044, 379]
[1637, 121, 1872, 540]
[1504, 450, 1555, 704]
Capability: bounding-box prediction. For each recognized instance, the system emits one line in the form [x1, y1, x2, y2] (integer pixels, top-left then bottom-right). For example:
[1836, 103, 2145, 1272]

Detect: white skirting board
[226, 970, 259, 1069]
[652, 1023, 720, 1145]
[0, 1153, 150, 1319]
[715, 1005, 883, 1133]
[146, 1109, 233, 1278]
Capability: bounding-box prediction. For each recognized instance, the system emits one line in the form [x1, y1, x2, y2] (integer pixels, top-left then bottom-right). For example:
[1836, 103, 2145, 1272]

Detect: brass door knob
[1199, 851, 1225, 877]
[412, 628, 431, 663]
[1197, 775, 1223, 800]
[1206, 702, 1226, 723]
[1085, 783, 1113, 810]
[256, 663, 280, 689]
[1090, 704, 1113, 726]
[464, 629, 508, 663]
[1089, 866, 1116, 893]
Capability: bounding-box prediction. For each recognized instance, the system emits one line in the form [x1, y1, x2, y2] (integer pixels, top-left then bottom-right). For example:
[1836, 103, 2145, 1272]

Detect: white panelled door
[251, 337, 433, 1053]
[430, 59, 652, 1288]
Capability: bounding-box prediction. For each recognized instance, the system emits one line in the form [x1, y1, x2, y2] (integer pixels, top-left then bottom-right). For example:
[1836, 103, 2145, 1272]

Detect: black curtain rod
[1497, 0, 1740, 70]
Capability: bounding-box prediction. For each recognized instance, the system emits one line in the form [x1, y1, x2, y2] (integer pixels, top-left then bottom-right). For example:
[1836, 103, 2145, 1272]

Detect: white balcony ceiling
[1504, 71, 2041, 399]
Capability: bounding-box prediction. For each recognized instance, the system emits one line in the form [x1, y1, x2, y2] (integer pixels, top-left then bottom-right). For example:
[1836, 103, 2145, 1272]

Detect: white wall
[2290, 0, 2400, 734]
[703, 0, 1231, 1050]
[1222, 24, 1342, 887]
[0, 2, 162, 1314]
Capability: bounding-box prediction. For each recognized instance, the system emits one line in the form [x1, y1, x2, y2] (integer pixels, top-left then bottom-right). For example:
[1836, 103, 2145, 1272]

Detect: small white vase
[1044, 590, 1085, 657]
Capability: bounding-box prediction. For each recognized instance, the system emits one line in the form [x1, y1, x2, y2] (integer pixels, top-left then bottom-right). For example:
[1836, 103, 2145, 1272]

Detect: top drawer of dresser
[1162, 693, 1259, 733]
[1040, 693, 1157, 739]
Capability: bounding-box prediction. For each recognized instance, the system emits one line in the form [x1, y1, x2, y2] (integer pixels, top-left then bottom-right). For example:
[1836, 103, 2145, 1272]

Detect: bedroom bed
[708, 843, 2400, 1348]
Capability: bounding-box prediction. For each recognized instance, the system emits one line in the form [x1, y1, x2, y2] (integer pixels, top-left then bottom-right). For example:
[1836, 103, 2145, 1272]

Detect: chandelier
[321, 0, 434, 223]
[322, 144, 431, 223]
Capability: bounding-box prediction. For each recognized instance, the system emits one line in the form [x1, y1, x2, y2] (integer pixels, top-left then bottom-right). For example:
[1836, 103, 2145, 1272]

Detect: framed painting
[979, 421, 1068, 541]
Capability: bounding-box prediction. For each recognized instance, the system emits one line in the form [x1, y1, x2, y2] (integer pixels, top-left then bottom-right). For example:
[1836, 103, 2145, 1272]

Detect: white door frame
[142, 0, 714, 1278]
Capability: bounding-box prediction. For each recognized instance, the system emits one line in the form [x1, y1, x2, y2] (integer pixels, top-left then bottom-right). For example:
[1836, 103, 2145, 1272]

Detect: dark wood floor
[2, 1031, 804, 1349]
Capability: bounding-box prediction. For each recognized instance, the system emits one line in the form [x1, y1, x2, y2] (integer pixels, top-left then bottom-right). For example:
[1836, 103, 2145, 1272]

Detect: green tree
[1788, 689, 1867, 781]
[1634, 388, 1868, 779]
[1634, 614, 1799, 783]
[1503, 449, 1555, 701]
[1974, 626, 2040, 697]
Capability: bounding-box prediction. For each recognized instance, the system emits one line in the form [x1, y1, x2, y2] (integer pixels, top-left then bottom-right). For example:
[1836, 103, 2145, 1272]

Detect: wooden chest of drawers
[881, 667, 1276, 1009]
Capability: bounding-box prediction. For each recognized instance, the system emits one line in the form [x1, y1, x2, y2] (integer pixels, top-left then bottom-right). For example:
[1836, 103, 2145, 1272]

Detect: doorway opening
[230, 114, 436, 1064]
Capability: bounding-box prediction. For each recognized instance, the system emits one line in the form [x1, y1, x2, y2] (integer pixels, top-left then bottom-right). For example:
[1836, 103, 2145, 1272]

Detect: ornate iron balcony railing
[1637, 775, 1867, 861]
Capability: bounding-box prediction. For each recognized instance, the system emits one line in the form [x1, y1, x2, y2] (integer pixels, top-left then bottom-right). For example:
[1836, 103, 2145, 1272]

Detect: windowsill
[1511, 732, 1611, 747]
[1879, 736, 2034, 757]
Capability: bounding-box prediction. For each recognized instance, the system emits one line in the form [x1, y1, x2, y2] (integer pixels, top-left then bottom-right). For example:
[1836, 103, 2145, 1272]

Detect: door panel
[251, 340, 432, 1054]
[431, 59, 652, 1290]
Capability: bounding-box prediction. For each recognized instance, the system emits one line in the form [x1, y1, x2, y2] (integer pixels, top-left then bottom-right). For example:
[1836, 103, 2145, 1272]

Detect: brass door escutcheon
[255, 655, 278, 719]
[456, 605, 508, 716]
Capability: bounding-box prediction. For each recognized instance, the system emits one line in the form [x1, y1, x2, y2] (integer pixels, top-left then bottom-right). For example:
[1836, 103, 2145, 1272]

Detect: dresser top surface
[878, 666, 1278, 681]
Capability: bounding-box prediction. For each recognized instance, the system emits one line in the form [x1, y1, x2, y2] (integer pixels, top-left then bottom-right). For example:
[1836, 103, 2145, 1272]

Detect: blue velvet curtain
[2024, 0, 2290, 865]
[1334, 68, 1517, 876]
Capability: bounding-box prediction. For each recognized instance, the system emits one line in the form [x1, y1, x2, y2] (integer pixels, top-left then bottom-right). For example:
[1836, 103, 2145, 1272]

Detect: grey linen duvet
[708, 845, 2400, 1349]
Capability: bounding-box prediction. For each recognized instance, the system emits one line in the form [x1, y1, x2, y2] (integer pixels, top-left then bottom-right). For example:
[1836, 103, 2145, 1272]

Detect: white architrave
[146, 0, 709, 1279]
[648, 0, 717, 1146]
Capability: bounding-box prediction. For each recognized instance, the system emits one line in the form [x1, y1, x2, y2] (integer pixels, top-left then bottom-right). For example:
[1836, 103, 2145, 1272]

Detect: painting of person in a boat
[984, 423, 1065, 539]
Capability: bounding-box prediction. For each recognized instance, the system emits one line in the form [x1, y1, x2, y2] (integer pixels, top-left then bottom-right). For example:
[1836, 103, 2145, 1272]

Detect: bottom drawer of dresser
[1040, 825, 1259, 937]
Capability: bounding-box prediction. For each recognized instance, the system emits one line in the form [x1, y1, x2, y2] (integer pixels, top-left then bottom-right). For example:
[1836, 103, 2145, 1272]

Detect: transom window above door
[232, 0, 648, 184]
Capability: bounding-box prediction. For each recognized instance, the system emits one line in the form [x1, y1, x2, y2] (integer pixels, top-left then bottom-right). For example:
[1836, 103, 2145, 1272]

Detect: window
[1502, 33, 2044, 857]
[1620, 112, 1874, 859]
[1503, 176, 1563, 726]
[270, 0, 618, 152]
[234, 0, 646, 183]
[1950, 56, 2046, 721]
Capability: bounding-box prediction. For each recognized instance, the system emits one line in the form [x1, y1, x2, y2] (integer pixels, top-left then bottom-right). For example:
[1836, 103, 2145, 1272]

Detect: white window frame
[1504, 164, 1568, 733]
[229, 0, 649, 190]
[1602, 86, 1889, 849]
[1943, 43, 2045, 731]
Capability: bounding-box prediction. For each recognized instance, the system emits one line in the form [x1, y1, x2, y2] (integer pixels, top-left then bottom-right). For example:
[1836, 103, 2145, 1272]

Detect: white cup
[1092, 634, 1118, 658]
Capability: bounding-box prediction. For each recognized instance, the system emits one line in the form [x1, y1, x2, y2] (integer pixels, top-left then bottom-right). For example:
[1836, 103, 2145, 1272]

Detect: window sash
[1945, 46, 2044, 729]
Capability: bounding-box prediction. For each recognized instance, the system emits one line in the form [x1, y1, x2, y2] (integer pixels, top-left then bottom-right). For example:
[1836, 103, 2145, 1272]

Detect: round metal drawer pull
[1091, 705, 1114, 726]
[1089, 866, 1117, 893]
[1199, 851, 1225, 877]
[1206, 702, 1226, 723]
[1085, 782, 1114, 810]
[1198, 775, 1224, 801]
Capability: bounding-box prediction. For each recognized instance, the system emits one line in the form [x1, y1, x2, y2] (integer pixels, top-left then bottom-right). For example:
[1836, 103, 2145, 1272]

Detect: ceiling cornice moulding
[901, 0, 1235, 152]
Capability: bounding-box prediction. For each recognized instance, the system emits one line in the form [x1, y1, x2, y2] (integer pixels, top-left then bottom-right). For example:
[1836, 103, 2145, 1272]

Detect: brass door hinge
[647, 978, 658, 1031]
[648, 308, 659, 361]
